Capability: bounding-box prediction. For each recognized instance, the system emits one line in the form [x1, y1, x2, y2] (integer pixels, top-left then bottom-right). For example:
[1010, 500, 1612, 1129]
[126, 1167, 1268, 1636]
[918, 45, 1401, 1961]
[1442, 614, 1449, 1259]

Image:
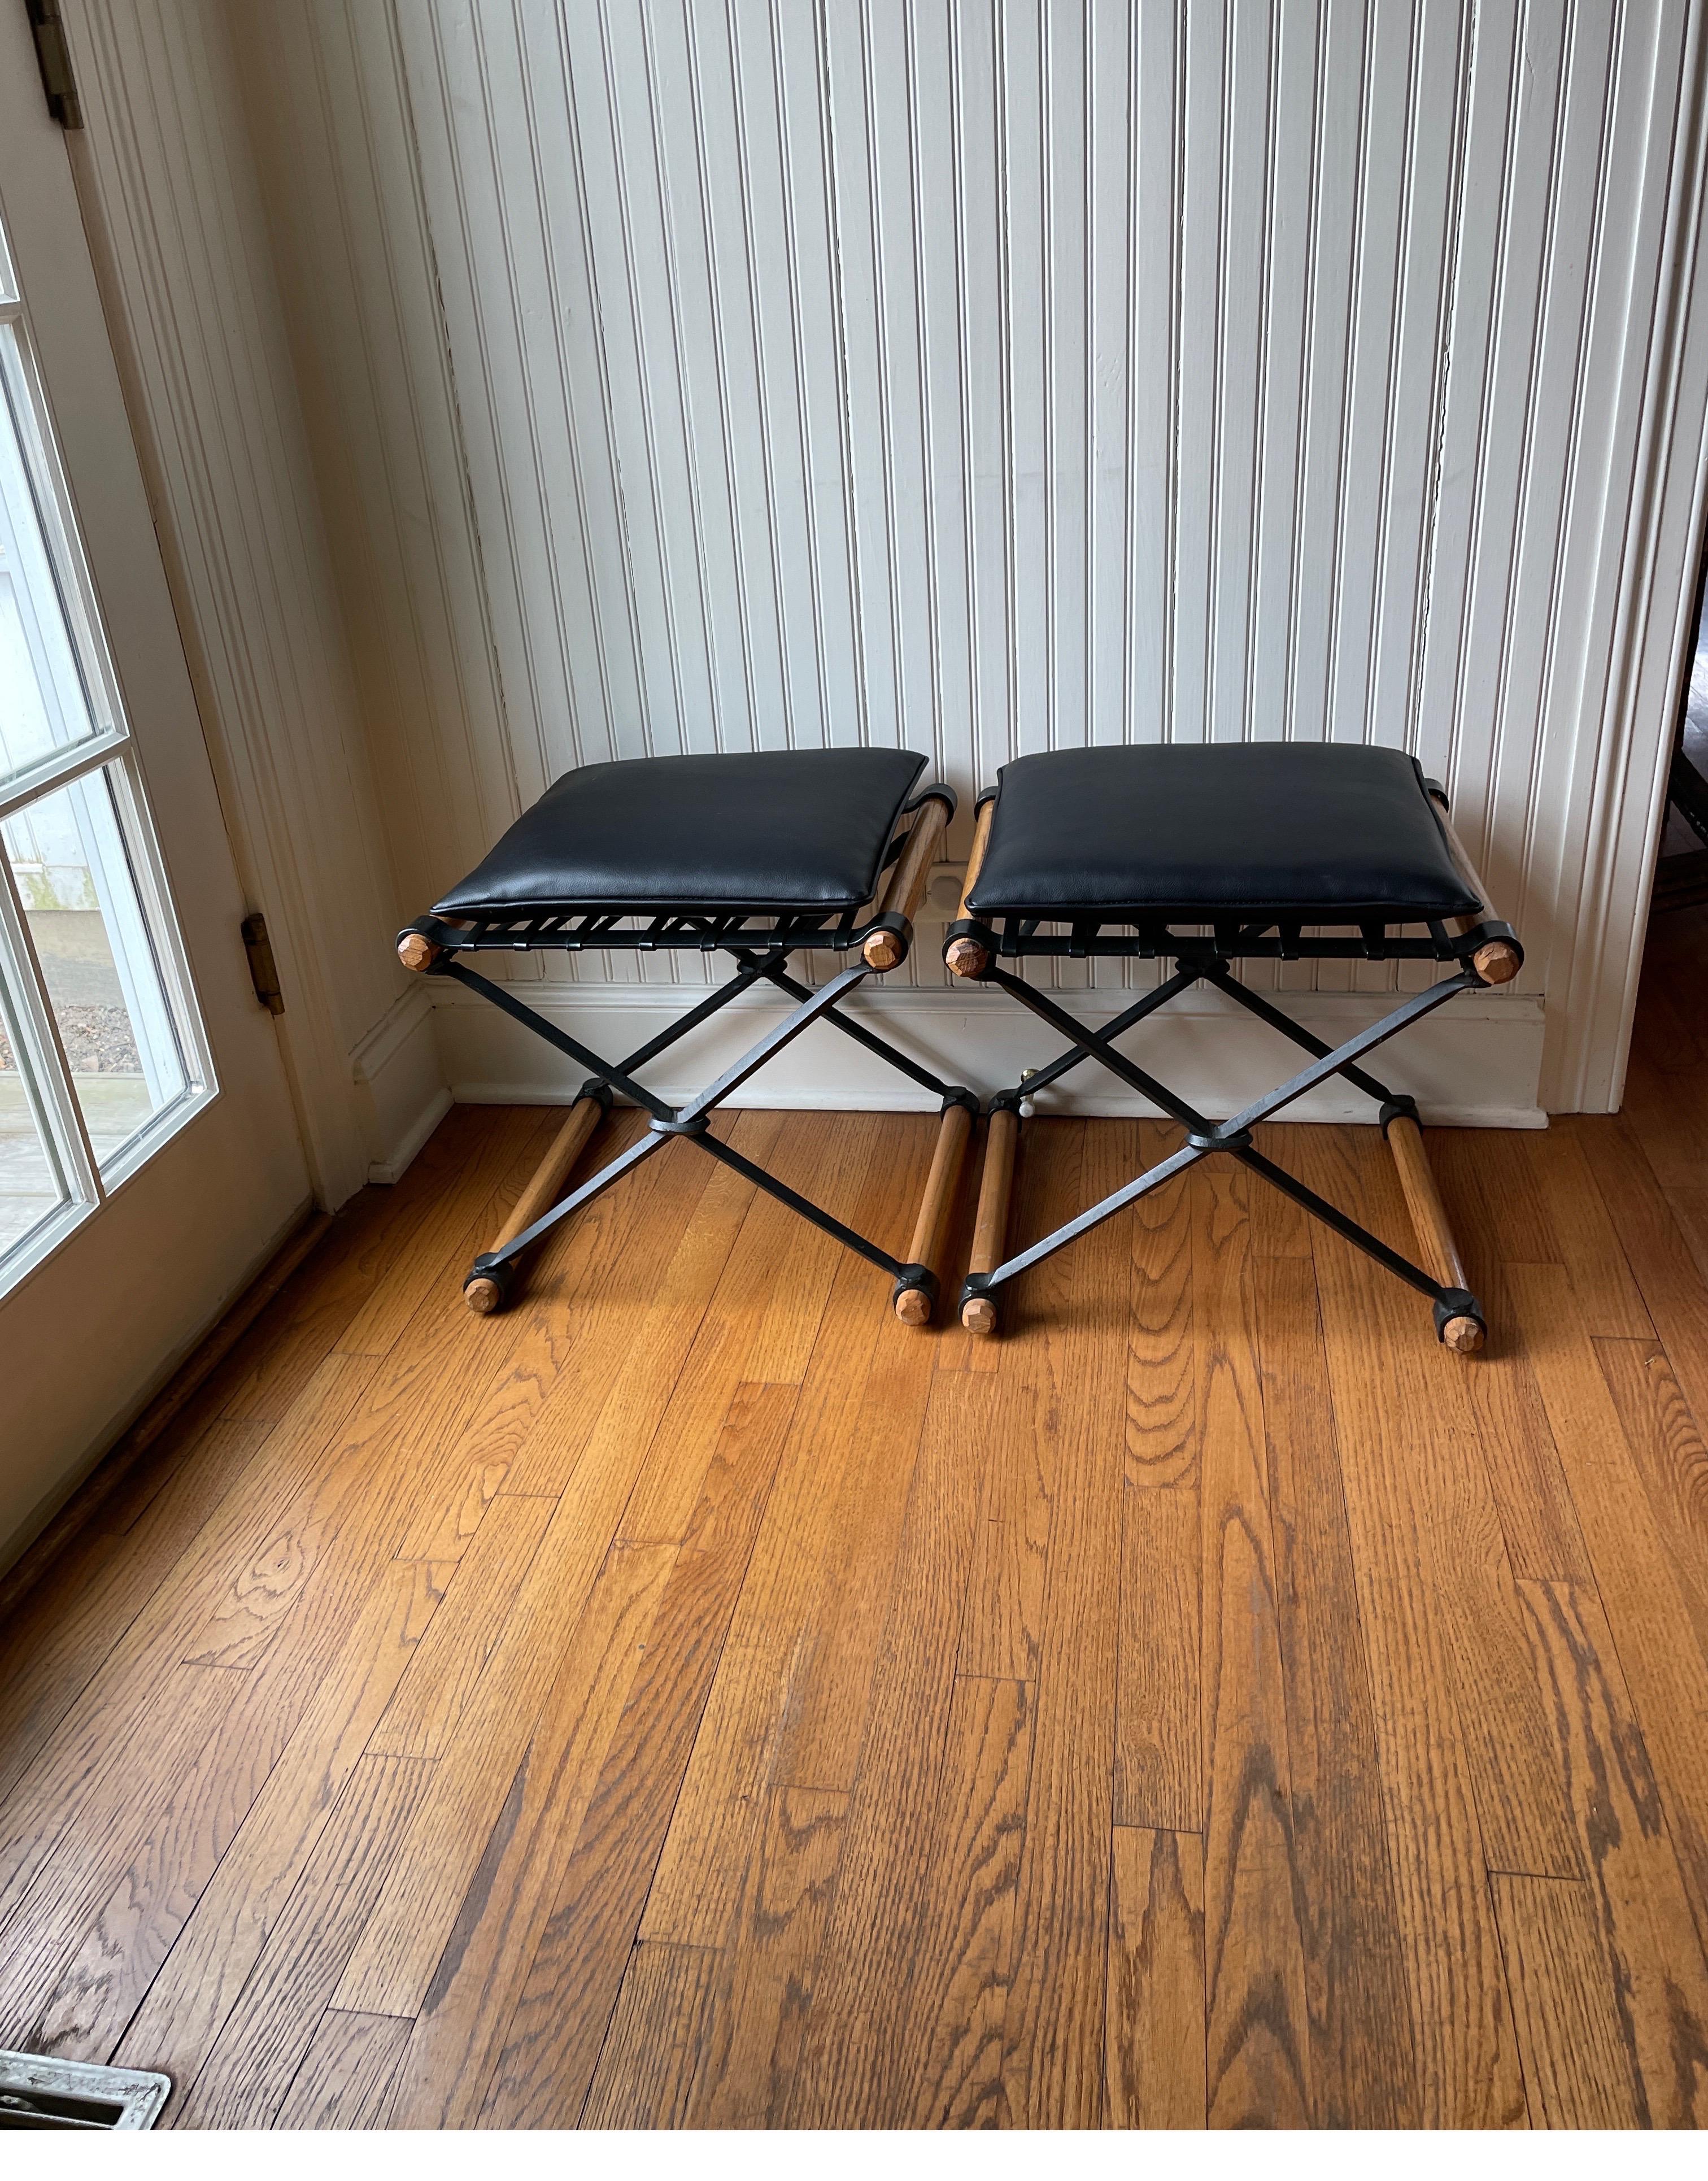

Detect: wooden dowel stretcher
[1385, 1112, 1484, 1354]
[464, 1090, 606, 1315]
[944, 799, 996, 979]
[863, 797, 952, 970]
[961, 1105, 1019, 1335]
[894, 1100, 974, 1325]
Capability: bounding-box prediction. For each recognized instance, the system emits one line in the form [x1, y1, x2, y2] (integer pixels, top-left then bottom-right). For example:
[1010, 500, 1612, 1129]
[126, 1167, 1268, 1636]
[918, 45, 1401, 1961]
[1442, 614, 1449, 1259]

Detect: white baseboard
[430, 978, 1547, 1129]
[351, 986, 452, 1181]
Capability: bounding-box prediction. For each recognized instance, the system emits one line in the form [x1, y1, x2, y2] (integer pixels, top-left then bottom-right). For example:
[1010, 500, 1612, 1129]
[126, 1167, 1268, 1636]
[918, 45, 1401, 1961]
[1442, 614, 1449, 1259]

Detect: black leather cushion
[966, 743, 1479, 920]
[434, 747, 931, 918]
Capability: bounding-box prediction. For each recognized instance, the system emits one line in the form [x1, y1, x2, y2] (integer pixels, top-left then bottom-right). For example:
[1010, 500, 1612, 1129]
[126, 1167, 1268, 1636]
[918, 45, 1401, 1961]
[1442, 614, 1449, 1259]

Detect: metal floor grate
[0, 2051, 171, 2130]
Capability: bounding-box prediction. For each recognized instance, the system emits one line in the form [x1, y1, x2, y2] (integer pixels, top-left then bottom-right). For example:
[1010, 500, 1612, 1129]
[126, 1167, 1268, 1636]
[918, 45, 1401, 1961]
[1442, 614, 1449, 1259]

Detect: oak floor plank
[765, 1200, 941, 1788]
[460, 1381, 795, 2130]
[1105, 1826, 1206, 2129]
[781, 1372, 996, 2125]
[332, 1532, 676, 2027]
[275, 2009, 412, 2131]
[1194, 1164, 1312, 2129]
[172, 1753, 432, 2129]
[1001, 1119, 1132, 2128]
[957, 1372, 1050, 1682]
[1577, 1113, 1708, 1444]
[368, 1492, 555, 1762]
[683, 1787, 848, 2129]
[1114, 1482, 1201, 1832]
[378, 1537, 679, 2129]
[1514, 1578, 1708, 2126]
[1299, 1129, 1528, 2127]
[0, 1355, 381, 1826]
[1457, 1272, 1592, 1583]
[499, 1116, 775, 1498]
[1594, 1335, 1708, 1666]
[581, 1943, 720, 2129]
[1123, 1121, 1196, 1488]
[1336, 1137, 1579, 1883]
[637, 1136, 931, 1953]
[1434, 1124, 1561, 1279]
[896, 1675, 1032, 2129]
[0, 1417, 272, 1809]
[615, 1115, 863, 1547]
[1254, 1252, 1419, 2127]
[1248, 1126, 1313, 1259]
[1510, 1265, 1708, 1953]
[1492, 1875, 1643, 2127]
[110, 1559, 443, 2092]
[456, 1130, 705, 1506]
[333, 1107, 555, 1359]
[1522, 1121, 1653, 1340]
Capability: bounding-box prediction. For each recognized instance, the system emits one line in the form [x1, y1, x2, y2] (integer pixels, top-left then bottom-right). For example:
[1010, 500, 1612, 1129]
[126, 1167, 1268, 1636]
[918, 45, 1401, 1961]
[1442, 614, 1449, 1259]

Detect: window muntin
[0, 203, 212, 1288]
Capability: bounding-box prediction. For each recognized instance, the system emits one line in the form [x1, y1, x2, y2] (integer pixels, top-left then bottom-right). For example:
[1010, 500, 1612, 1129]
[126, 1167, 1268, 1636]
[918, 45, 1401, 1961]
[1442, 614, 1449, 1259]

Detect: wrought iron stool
[942, 743, 1523, 1352]
[398, 747, 973, 1324]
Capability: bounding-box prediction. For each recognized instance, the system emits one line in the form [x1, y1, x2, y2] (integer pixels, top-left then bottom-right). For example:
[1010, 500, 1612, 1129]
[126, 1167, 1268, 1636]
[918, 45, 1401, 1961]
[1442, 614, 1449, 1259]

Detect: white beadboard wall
[159, 0, 1708, 1133]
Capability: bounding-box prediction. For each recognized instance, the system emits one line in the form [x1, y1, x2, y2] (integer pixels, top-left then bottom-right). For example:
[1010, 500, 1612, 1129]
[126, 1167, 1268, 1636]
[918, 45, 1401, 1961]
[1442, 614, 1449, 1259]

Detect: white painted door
[0, 23, 309, 1556]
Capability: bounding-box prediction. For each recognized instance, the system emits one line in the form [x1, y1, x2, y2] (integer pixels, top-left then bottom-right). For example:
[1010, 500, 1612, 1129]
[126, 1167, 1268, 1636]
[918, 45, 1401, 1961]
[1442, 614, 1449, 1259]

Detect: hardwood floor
[5, 927, 1708, 2128]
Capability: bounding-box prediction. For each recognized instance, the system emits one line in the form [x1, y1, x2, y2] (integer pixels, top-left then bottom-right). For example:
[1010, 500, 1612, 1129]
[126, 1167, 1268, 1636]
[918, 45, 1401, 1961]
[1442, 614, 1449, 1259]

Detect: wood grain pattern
[1105, 1826, 1206, 2128]
[274, 2010, 412, 2130]
[1254, 1253, 1418, 2127]
[898, 1675, 1032, 2128]
[581, 1943, 719, 2128]
[1514, 1579, 1708, 2126]
[8, 964, 1708, 2135]
[1492, 1875, 1642, 2127]
[1193, 1165, 1312, 2128]
[470, 1381, 796, 2128]
[1000, 1121, 1131, 2127]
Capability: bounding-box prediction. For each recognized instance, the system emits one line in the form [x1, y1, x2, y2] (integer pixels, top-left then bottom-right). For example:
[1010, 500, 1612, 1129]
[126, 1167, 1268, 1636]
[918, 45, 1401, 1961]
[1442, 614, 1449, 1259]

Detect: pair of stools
[398, 743, 1521, 1354]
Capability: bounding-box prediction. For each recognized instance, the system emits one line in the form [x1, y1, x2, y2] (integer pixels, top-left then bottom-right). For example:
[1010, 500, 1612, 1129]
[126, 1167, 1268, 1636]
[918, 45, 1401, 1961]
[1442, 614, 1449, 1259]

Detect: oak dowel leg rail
[464, 1090, 608, 1315]
[894, 1100, 973, 1325]
[961, 1105, 1019, 1335]
[1385, 1112, 1484, 1353]
[944, 799, 996, 979]
[862, 796, 952, 970]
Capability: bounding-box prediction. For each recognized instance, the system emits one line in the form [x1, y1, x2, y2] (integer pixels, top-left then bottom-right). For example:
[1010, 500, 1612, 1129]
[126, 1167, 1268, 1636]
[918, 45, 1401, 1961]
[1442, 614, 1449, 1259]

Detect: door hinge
[241, 913, 285, 1016]
[25, 0, 82, 129]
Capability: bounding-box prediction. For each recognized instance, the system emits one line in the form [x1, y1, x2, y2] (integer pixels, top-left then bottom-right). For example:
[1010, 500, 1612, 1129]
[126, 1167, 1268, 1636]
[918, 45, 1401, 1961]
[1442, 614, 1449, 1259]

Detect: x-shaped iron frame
[955, 952, 1487, 1345]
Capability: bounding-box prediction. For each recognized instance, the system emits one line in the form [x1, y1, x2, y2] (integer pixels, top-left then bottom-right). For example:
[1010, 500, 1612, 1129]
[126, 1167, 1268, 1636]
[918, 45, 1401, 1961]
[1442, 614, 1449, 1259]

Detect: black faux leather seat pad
[434, 747, 930, 917]
[966, 744, 1480, 920]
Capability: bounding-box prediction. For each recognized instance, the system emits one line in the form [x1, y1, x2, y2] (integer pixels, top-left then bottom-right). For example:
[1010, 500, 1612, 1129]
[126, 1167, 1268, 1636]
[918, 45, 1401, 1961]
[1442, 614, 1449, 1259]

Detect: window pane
[0, 321, 115, 790]
[0, 967, 69, 1257]
[4, 765, 189, 1165]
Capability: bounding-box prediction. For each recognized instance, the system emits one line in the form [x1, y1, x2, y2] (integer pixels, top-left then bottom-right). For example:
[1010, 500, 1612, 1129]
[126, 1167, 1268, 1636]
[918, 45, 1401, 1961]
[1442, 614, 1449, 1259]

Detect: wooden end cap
[1472, 939, 1521, 986]
[945, 935, 989, 978]
[894, 1287, 933, 1327]
[398, 931, 441, 973]
[464, 1275, 503, 1317]
[1442, 1314, 1485, 1355]
[863, 929, 905, 971]
[961, 1295, 997, 1337]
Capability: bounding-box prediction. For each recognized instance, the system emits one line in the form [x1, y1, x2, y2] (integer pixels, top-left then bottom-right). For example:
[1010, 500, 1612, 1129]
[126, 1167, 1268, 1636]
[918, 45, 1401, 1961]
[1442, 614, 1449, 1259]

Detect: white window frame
[0, 219, 216, 1293]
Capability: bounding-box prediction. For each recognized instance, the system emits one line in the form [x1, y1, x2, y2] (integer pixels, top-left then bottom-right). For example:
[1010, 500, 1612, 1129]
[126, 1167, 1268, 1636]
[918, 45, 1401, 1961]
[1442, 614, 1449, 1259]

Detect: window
[0, 203, 211, 1287]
